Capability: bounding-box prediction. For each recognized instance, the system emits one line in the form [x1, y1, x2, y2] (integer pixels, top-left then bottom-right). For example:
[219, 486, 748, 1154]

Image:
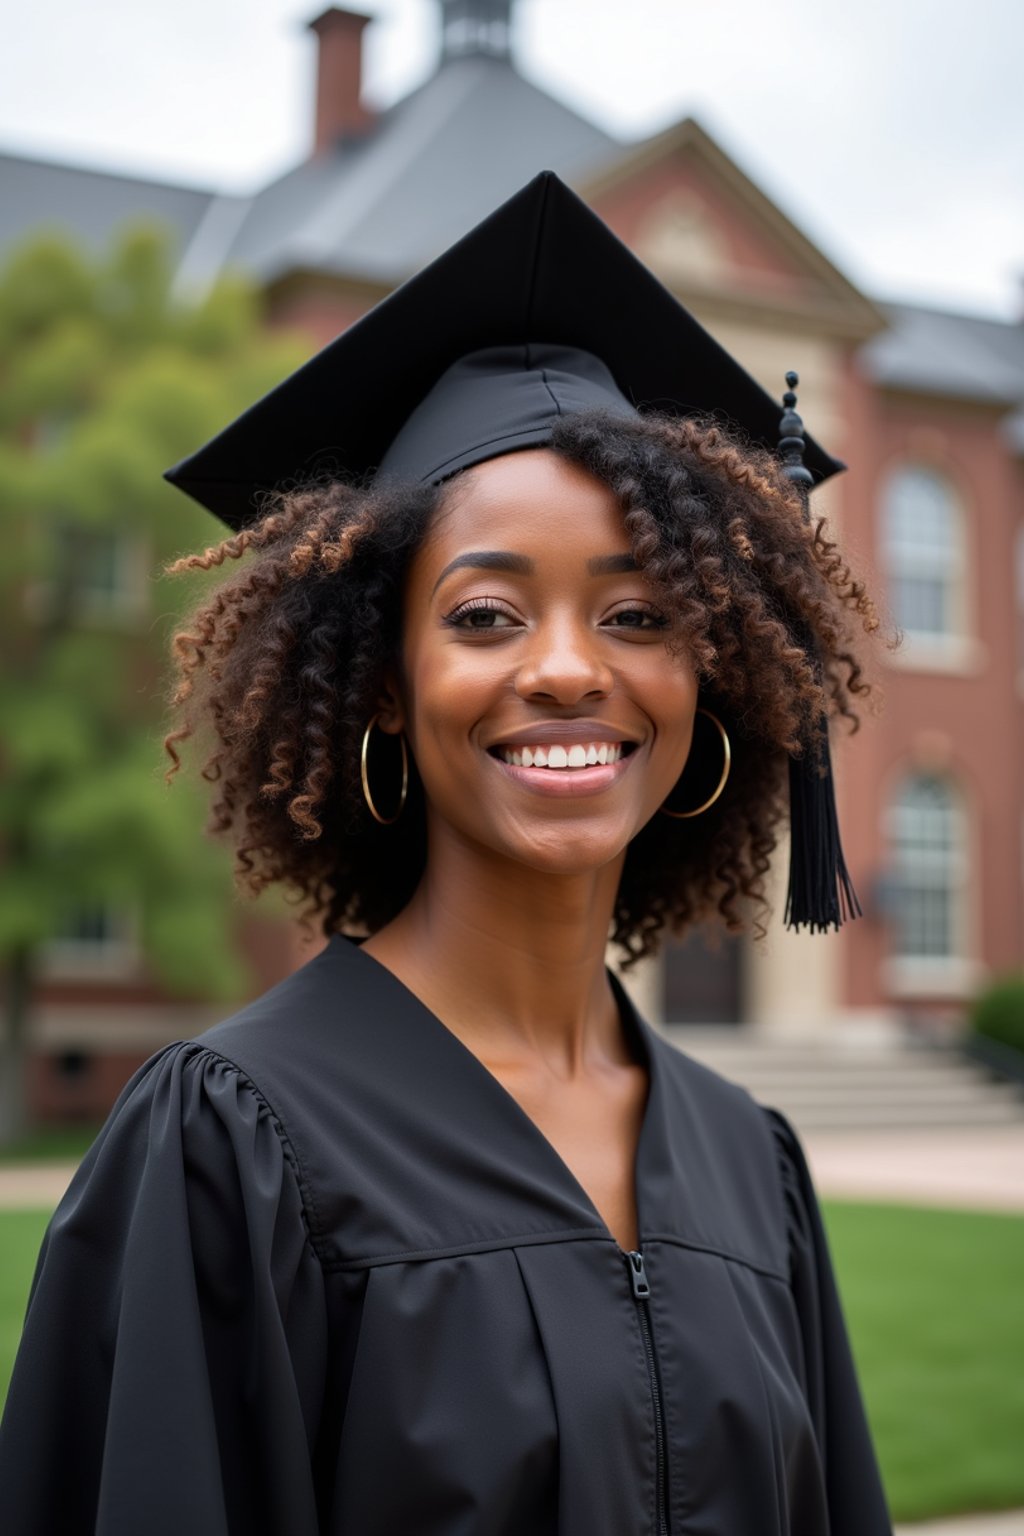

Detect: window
[41, 902, 142, 980]
[881, 466, 963, 639]
[65, 526, 149, 622]
[885, 775, 967, 961]
[25, 524, 150, 626]
[76, 528, 141, 612]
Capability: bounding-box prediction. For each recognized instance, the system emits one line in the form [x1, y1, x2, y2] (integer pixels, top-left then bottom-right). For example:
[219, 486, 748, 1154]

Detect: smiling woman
[0, 175, 892, 1536]
[159, 410, 869, 964]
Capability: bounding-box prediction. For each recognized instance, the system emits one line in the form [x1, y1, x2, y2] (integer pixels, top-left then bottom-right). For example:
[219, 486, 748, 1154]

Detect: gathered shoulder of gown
[0, 935, 892, 1535]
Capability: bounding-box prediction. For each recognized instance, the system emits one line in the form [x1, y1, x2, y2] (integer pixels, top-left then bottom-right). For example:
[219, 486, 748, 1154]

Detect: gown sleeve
[762, 1105, 893, 1536]
[0, 1039, 329, 1536]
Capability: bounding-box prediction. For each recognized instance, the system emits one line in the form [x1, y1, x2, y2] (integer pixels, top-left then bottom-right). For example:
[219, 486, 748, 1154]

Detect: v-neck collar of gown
[331, 933, 669, 1253]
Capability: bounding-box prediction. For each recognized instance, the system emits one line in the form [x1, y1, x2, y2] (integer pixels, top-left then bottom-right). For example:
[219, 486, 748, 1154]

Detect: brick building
[2, 1, 1021, 1118]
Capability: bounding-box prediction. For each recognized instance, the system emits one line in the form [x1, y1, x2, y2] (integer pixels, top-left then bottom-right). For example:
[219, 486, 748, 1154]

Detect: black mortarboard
[164, 171, 842, 525]
[165, 170, 857, 934]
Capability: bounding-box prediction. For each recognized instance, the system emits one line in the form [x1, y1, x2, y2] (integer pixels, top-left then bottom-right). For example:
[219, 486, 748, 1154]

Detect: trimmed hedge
[969, 973, 1024, 1055]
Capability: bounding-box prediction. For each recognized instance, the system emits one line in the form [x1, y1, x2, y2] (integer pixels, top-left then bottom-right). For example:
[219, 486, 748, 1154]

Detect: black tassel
[785, 735, 862, 932]
[778, 373, 862, 932]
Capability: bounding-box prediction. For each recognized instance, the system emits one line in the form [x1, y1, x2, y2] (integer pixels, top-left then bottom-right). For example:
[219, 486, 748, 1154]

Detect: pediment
[582, 118, 884, 341]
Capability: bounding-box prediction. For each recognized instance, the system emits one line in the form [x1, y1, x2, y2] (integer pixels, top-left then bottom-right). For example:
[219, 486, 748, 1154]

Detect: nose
[513, 614, 614, 705]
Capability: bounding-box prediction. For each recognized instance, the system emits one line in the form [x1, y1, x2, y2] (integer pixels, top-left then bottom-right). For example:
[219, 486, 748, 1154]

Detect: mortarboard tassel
[778, 373, 862, 932]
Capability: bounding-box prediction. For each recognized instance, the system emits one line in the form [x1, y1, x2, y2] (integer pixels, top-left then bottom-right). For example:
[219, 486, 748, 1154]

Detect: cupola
[440, 0, 516, 60]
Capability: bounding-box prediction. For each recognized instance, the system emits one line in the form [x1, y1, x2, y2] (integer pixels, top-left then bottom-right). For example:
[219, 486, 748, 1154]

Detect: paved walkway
[0, 1162, 79, 1208]
[803, 1124, 1024, 1213]
[895, 1514, 1024, 1534]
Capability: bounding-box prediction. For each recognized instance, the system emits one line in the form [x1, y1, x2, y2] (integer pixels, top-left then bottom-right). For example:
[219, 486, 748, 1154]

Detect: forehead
[424, 448, 629, 561]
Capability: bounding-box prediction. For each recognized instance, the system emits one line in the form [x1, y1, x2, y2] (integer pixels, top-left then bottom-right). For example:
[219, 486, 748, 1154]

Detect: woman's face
[386, 448, 699, 876]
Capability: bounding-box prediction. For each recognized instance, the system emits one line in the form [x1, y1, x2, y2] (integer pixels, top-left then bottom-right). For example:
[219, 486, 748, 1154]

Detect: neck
[363, 828, 629, 1074]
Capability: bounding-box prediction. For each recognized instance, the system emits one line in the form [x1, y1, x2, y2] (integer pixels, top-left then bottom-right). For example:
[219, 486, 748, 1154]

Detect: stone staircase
[662, 1028, 1024, 1132]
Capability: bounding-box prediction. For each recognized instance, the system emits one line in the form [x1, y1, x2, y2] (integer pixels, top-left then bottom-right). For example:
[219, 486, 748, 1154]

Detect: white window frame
[24, 527, 151, 629]
[73, 527, 151, 624]
[40, 902, 144, 982]
[881, 464, 973, 670]
[881, 773, 978, 999]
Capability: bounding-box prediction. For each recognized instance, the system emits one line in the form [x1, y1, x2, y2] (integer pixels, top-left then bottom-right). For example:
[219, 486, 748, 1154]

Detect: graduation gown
[0, 934, 892, 1535]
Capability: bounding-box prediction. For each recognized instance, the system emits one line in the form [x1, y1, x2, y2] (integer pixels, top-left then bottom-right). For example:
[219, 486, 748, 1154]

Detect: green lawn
[823, 1201, 1024, 1523]
[0, 1208, 51, 1400]
[2, 1199, 1022, 1523]
[0, 1123, 102, 1164]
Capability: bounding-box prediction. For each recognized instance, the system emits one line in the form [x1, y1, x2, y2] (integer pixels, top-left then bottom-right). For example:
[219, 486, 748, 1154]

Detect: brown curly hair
[163, 407, 880, 964]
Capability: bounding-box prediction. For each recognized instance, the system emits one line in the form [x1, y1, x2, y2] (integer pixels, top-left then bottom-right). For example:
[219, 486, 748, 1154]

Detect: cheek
[401, 638, 498, 759]
[645, 656, 699, 737]
[641, 676, 701, 803]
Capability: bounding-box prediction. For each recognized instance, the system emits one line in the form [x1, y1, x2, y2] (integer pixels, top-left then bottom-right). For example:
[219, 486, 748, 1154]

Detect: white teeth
[500, 742, 627, 768]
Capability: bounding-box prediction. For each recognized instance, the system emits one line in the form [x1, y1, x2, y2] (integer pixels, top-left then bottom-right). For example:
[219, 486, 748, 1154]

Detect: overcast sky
[3, 0, 1022, 318]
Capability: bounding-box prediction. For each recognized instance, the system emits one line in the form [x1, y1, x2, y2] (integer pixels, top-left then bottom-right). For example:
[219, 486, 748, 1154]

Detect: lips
[484, 720, 642, 793]
[487, 720, 641, 748]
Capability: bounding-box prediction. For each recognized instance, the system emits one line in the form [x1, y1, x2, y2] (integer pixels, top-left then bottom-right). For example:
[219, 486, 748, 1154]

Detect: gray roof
[0, 151, 216, 267]
[862, 299, 1024, 407]
[219, 53, 618, 287]
[3, 70, 1022, 453]
[0, 52, 616, 296]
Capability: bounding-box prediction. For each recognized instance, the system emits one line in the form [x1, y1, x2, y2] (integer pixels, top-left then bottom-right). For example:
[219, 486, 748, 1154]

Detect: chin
[500, 822, 635, 878]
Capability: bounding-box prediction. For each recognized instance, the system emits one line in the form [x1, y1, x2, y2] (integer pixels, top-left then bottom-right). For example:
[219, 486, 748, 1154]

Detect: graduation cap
[165, 171, 843, 520]
[165, 170, 858, 933]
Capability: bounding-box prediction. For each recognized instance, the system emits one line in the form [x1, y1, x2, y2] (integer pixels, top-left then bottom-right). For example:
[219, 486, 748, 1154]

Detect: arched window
[881, 466, 963, 638]
[885, 775, 967, 960]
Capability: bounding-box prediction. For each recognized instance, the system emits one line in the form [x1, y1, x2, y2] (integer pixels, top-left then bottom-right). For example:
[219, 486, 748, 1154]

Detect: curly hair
[163, 407, 880, 964]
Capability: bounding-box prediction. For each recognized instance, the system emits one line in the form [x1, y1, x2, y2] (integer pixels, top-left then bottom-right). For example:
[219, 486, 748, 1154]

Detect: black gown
[0, 934, 892, 1535]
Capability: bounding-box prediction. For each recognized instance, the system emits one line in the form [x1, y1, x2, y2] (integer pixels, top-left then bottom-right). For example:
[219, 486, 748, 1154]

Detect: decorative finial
[777, 369, 814, 509]
[775, 370, 863, 934]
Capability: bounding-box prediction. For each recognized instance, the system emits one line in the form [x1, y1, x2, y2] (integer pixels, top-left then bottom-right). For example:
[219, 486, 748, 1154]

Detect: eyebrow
[431, 549, 639, 597]
[587, 553, 639, 577]
[431, 551, 532, 596]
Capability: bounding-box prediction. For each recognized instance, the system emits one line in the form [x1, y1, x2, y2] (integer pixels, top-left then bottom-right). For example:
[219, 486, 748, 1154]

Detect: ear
[374, 667, 406, 736]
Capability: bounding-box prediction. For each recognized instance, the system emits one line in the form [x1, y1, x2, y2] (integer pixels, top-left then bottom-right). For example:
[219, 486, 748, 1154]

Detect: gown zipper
[625, 1249, 670, 1536]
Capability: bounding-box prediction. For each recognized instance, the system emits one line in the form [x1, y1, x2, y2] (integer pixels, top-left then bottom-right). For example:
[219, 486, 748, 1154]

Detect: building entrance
[663, 926, 744, 1025]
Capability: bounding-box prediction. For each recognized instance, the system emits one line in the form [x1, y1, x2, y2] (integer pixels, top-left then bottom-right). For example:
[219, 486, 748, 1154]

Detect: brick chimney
[308, 7, 375, 154]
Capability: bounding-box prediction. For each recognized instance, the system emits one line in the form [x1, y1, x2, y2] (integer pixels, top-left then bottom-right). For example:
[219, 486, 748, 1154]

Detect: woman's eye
[445, 602, 518, 630]
[607, 607, 666, 630]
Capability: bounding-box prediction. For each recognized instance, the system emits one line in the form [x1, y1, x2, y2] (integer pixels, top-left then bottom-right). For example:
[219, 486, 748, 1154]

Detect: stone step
[666, 1040, 999, 1076]
[660, 1029, 1024, 1130]
[672, 1069, 1007, 1093]
[754, 1098, 1024, 1131]
[665, 1048, 958, 1072]
[743, 1081, 1021, 1107]
[665, 1034, 965, 1064]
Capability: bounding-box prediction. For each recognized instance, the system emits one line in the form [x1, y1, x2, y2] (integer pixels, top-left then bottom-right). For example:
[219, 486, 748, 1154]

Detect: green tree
[0, 224, 307, 1143]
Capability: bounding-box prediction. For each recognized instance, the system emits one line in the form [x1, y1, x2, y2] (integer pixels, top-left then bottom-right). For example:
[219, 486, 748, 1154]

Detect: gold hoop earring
[360, 713, 409, 825]
[659, 708, 731, 819]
